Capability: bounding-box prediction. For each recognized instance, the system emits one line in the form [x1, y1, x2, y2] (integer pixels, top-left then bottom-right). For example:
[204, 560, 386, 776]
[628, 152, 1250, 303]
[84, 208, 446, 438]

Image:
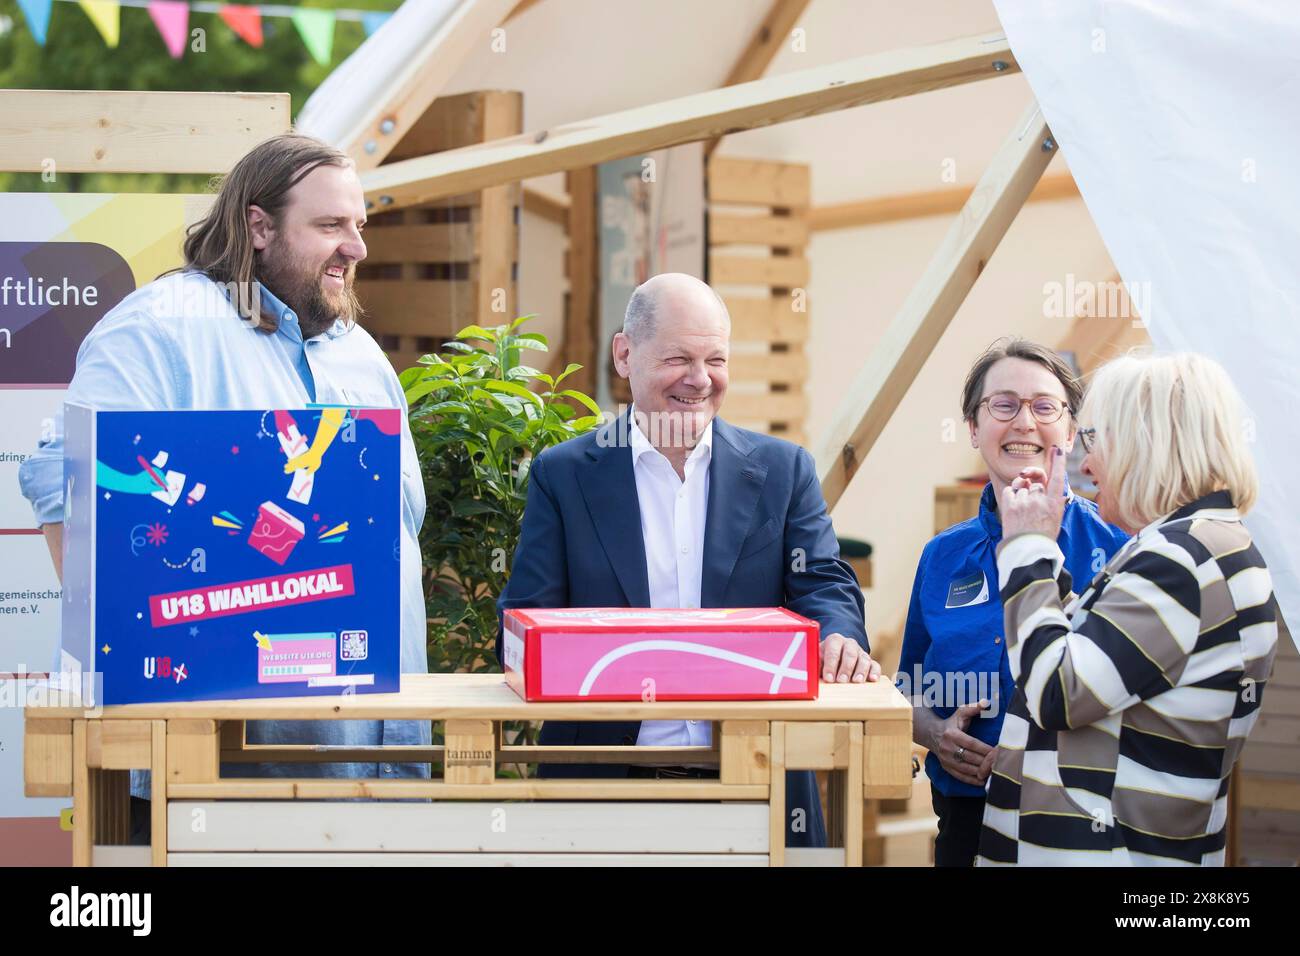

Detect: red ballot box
[247, 499, 306, 566]
[502, 607, 820, 702]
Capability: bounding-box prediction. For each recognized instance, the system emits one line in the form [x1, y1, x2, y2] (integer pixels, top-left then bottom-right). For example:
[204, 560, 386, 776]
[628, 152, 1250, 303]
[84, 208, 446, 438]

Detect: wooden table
[24, 674, 913, 867]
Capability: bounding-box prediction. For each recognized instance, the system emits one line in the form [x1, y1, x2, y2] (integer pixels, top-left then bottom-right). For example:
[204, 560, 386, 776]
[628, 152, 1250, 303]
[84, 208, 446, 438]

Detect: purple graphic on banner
[0, 242, 135, 385]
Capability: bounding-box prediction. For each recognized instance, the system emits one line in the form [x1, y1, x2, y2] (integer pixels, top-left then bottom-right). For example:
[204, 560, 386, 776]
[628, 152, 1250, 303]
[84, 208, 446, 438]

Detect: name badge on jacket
[945, 570, 990, 608]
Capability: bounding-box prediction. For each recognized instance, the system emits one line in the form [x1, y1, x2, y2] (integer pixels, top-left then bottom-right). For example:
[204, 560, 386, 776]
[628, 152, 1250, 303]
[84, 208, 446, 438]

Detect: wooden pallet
[25, 674, 912, 867]
[708, 156, 811, 446]
[358, 91, 522, 374]
[1233, 635, 1300, 865]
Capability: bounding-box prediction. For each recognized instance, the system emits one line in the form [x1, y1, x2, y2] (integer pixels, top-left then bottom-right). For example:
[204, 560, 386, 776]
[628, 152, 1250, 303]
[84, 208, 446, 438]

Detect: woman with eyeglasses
[897, 337, 1129, 866]
[977, 352, 1279, 865]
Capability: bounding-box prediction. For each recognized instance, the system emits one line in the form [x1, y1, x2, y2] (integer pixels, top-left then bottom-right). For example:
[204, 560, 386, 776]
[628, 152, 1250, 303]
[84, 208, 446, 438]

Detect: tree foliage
[0, 0, 399, 194]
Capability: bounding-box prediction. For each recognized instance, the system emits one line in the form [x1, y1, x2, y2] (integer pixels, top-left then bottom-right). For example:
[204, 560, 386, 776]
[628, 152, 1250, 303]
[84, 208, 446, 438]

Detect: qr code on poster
[340, 630, 368, 661]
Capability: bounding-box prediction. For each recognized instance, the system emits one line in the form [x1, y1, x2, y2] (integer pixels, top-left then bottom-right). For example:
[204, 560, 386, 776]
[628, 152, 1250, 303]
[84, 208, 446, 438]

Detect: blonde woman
[899, 338, 1128, 866]
[978, 353, 1279, 866]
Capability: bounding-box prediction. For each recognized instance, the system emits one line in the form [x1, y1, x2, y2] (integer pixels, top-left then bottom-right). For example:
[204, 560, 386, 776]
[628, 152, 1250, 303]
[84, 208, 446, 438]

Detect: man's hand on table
[820, 633, 881, 684]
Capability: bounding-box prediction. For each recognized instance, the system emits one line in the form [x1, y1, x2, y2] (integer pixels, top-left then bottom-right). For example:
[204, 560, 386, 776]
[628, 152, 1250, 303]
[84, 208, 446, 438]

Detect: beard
[256, 245, 360, 339]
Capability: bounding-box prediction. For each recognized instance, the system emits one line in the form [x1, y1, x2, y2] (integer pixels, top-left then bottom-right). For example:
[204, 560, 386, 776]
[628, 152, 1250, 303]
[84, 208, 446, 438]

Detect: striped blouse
[977, 490, 1280, 866]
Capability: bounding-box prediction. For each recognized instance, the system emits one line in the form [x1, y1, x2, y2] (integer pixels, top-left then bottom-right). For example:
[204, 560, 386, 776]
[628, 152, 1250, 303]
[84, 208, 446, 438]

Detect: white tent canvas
[995, 0, 1300, 648]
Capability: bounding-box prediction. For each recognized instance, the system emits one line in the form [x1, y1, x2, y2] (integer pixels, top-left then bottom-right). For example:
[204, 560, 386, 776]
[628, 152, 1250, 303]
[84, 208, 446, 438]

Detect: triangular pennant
[16, 0, 52, 46]
[147, 0, 189, 59]
[78, 0, 120, 48]
[360, 12, 392, 37]
[291, 8, 335, 65]
[219, 4, 263, 48]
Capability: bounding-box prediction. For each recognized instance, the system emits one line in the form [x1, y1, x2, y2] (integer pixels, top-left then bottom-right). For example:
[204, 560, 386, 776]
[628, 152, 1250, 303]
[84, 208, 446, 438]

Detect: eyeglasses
[1077, 426, 1097, 453]
[978, 392, 1069, 424]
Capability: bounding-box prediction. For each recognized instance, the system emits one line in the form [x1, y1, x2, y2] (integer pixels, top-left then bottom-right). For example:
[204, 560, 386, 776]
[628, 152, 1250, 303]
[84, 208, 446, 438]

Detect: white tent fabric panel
[296, 0, 463, 143]
[995, 0, 1300, 648]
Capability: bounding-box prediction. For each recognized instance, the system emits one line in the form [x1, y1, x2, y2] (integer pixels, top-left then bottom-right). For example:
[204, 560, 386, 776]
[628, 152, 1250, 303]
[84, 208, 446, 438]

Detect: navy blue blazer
[496, 412, 869, 849]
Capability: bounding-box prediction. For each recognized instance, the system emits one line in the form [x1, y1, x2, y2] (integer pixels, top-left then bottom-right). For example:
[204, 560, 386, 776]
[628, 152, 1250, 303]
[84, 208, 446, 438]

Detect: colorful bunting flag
[16, 0, 53, 46]
[147, 0, 188, 58]
[361, 11, 392, 38]
[291, 8, 335, 65]
[78, 0, 120, 47]
[17, 0, 385, 60]
[219, 3, 263, 48]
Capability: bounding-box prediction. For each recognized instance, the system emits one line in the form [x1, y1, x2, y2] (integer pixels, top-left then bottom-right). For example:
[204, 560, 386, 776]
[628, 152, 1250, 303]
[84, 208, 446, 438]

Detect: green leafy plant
[400, 316, 602, 676]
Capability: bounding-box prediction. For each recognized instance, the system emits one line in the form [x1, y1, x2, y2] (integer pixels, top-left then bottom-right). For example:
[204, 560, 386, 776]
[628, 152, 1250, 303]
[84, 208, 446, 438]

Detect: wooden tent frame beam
[0, 90, 288, 175]
[0, 29, 1051, 516]
[360, 31, 1020, 211]
[809, 170, 1077, 232]
[341, 0, 522, 170]
[704, 0, 815, 159]
[815, 102, 1055, 507]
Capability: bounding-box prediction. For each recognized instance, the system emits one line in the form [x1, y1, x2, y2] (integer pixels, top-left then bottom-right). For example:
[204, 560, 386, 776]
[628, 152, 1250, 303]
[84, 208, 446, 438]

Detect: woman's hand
[977, 745, 999, 784]
[929, 701, 995, 787]
[1001, 445, 1068, 540]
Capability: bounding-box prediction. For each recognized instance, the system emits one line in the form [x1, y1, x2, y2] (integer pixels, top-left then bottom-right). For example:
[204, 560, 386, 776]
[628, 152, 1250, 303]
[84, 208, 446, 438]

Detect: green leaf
[483, 379, 544, 408]
[553, 362, 584, 385]
[512, 334, 549, 352]
[417, 399, 472, 416]
[559, 389, 602, 416]
[456, 325, 497, 342]
[451, 499, 503, 517]
[405, 380, 461, 404]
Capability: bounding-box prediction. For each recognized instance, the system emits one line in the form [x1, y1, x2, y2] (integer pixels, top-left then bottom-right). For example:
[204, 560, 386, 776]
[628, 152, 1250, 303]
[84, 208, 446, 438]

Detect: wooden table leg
[72, 720, 91, 867]
[445, 719, 496, 784]
[863, 718, 913, 799]
[864, 798, 886, 866]
[152, 720, 167, 867]
[844, 723, 864, 866]
[769, 721, 786, 867]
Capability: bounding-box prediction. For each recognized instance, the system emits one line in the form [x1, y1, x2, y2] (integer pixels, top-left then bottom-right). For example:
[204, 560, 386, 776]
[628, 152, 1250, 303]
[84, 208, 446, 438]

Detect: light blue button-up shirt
[17, 270, 431, 794]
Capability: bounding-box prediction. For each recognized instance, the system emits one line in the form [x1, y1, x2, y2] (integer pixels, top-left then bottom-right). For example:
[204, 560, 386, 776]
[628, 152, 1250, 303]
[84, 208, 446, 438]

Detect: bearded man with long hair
[18, 134, 431, 844]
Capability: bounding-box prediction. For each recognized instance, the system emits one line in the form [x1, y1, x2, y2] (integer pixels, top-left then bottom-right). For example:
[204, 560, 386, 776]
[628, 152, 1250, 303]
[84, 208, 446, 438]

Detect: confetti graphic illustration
[317, 521, 349, 544]
[211, 510, 245, 536]
[128, 523, 151, 556]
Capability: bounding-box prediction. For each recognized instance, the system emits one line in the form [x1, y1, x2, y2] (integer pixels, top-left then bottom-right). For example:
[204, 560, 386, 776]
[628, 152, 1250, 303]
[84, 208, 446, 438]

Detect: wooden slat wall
[562, 167, 598, 398]
[933, 484, 985, 535]
[1237, 634, 1300, 864]
[357, 91, 522, 374]
[708, 156, 811, 446]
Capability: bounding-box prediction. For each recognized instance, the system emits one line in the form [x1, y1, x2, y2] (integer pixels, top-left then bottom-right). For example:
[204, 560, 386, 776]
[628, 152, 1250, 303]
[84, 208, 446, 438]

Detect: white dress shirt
[627, 407, 714, 749]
